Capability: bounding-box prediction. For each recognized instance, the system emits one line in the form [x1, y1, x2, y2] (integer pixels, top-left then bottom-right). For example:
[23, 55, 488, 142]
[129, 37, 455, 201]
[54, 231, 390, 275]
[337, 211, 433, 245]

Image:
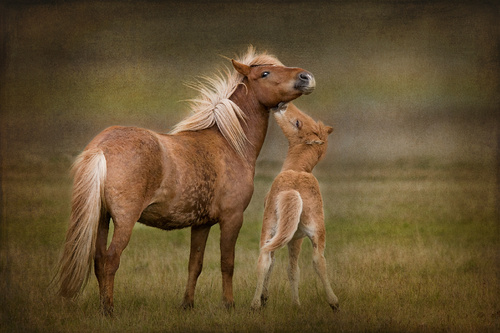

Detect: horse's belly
[139, 202, 215, 230]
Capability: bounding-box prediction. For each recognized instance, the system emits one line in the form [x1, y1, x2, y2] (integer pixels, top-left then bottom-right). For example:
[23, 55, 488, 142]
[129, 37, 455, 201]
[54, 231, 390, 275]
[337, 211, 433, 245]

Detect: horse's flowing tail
[261, 190, 303, 252]
[56, 148, 106, 299]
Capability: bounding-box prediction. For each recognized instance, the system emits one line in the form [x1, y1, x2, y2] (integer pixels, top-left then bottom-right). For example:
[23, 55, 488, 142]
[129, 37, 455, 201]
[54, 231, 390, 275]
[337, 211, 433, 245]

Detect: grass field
[1, 1, 499, 332]
[1, 154, 498, 332]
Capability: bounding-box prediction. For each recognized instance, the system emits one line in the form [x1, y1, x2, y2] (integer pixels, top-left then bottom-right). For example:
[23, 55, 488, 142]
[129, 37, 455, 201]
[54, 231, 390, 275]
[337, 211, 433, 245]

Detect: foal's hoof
[260, 295, 269, 307]
[250, 301, 262, 311]
[330, 303, 340, 312]
[181, 300, 194, 310]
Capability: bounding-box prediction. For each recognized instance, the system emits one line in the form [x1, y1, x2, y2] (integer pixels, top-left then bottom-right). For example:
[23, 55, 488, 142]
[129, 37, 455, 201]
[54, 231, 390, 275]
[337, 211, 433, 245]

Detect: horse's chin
[300, 86, 315, 95]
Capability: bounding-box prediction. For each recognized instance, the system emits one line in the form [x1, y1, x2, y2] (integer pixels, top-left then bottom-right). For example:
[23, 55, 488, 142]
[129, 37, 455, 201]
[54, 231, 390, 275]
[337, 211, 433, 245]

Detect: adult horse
[55, 47, 315, 316]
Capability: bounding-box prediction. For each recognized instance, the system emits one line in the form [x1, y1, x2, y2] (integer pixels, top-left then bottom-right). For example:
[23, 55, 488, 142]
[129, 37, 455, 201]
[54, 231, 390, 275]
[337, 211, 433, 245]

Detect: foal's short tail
[261, 190, 303, 252]
[55, 149, 106, 299]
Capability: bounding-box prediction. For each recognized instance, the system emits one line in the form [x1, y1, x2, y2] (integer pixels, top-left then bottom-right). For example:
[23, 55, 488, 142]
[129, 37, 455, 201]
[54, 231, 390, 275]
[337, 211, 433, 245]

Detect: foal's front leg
[182, 224, 212, 309]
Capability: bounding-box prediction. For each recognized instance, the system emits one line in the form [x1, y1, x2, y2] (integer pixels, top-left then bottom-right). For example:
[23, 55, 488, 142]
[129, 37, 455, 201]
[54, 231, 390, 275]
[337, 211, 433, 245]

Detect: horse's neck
[281, 145, 318, 173]
[230, 85, 270, 164]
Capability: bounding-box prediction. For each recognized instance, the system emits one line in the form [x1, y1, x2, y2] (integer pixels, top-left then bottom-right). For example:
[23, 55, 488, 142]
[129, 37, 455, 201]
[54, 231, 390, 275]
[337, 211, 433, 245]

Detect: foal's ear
[231, 59, 251, 76]
[319, 121, 334, 135]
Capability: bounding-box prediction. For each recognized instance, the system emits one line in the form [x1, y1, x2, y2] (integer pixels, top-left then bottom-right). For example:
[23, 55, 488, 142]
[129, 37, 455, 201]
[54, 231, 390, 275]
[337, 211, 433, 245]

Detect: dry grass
[1, 155, 498, 332]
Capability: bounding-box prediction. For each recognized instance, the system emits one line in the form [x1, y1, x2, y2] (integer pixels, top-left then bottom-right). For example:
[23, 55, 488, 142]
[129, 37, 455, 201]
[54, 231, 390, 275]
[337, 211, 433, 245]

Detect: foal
[250, 103, 339, 311]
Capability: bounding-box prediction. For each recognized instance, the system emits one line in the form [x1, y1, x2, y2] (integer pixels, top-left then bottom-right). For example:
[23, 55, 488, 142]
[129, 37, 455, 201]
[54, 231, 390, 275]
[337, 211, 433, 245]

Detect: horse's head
[274, 103, 333, 162]
[231, 60, 315, 109]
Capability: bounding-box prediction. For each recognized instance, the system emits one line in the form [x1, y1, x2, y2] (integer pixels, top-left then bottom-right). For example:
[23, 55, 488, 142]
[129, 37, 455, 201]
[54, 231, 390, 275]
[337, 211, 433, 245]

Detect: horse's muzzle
[294, 71, 316, 95]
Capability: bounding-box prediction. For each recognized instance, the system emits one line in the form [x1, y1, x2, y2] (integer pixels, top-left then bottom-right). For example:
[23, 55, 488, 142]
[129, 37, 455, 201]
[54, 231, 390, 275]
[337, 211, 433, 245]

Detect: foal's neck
[230, 85, 270, 164]
[281, 145, 319, 173]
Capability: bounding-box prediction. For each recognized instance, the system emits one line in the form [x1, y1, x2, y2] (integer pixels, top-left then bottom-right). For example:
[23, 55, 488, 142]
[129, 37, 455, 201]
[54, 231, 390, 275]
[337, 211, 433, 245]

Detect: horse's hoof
[101, 306, 114, 317]
[223, 300, 235, 311]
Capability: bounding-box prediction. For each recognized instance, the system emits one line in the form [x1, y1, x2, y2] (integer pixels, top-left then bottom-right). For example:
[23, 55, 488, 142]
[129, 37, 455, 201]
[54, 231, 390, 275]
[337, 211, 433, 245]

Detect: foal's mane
[169, 46, 284, 157]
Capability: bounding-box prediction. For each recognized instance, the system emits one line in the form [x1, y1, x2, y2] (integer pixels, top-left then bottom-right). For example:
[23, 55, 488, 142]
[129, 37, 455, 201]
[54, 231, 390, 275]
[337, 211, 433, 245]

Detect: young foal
[55, 48, 316, 316]
[250, 103, 339, 311]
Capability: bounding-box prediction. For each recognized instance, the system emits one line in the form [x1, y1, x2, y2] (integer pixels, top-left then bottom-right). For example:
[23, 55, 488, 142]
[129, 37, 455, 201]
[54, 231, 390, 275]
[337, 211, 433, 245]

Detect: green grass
[1, 154, 498, 332]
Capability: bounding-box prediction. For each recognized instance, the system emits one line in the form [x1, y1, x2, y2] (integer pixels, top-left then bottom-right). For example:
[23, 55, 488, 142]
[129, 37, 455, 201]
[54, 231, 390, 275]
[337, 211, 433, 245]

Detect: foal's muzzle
[294, 71, 316, 95]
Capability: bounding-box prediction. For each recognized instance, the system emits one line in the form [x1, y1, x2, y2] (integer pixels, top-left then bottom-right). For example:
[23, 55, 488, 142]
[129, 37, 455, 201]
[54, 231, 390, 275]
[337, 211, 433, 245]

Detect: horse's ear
[231, 59, 251, 76]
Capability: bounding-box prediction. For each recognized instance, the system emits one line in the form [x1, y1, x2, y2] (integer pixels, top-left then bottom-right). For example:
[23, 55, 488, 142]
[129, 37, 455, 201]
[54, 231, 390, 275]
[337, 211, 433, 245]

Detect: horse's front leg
[219, 212, 243, 309]
[182, 224, 212, 309]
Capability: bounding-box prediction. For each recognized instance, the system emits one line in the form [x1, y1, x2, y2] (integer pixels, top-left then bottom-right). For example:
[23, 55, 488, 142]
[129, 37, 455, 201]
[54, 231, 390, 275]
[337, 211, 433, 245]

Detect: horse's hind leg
[287, 238, 303, 306]
[94, 212, 110, 314]
[96, 216, 136, 316]
[310, 232, 339, 311]
[182, 224, 211, 309]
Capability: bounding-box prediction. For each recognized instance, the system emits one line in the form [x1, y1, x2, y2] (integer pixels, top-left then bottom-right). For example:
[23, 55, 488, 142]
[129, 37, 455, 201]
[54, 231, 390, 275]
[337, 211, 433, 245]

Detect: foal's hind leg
[260, 251, 275, 307]
[310, 232, 339, 311]
[287, 238, 303, 306]
[182, 224, 211, 309]
[251, 249, 274, 310]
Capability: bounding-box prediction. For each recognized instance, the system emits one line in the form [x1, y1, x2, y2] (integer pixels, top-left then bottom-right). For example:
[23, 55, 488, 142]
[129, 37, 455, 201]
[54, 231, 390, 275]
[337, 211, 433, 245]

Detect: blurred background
[2, 0, 498, 167]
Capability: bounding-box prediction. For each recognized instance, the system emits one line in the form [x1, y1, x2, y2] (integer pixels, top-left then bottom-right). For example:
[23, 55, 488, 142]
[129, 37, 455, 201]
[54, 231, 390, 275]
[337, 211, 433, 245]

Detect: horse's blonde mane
[169, 46, 284, 157]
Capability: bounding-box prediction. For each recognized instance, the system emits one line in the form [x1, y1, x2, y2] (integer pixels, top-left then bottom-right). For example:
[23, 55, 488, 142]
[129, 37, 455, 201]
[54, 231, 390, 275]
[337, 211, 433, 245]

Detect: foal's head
[274, 103, 333, 165]
[231, 60, 315, 109]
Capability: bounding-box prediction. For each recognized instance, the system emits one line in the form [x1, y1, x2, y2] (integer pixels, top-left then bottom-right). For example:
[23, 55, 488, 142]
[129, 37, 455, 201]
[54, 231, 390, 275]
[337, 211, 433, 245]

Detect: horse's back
[86, 126, 166, 221]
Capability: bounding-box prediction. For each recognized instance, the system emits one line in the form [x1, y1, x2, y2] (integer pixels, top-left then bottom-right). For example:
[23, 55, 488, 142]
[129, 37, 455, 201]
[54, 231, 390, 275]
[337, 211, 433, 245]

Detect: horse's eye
[295, 120, 302, 129]
[261, 71, 270, 78]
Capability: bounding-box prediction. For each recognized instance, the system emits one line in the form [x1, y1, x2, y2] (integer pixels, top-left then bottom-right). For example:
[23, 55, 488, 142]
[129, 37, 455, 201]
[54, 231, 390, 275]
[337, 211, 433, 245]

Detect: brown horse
[54, 47, 316, 316]
[250, 103, 338, 311]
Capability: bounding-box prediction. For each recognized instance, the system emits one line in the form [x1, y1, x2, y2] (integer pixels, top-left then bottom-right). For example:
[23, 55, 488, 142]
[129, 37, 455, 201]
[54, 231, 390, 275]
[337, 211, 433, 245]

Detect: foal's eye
[261, 71, 270, 78]
[294, 120, 302, 129]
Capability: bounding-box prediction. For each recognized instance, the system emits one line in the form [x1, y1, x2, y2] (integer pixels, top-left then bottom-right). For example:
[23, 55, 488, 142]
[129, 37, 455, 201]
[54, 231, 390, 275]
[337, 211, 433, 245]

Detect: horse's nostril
[294, 71, 315, 95]
[299, 72, 311, 82]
